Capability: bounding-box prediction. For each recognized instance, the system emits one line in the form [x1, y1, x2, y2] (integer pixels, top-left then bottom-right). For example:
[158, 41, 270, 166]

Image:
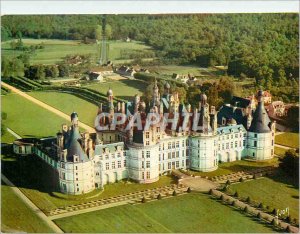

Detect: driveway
[180, 177, 219, 192]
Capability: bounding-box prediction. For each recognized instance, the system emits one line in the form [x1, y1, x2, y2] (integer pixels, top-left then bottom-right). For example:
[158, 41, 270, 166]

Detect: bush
[187, 187, 191, 193]
[285, 215, 291, 223]
[220, 195, 225, 201]
[253, 174, 257, 179]
[209, 189, 213, 195]
[257, 212, 262, 219]
[258, 203, 263, 209]
[226, 180, 231, 185]
[141, 197, 147, 203]
[285, 225, 292, 233]
[272, 208, 278, 215]
[234, 191, 239, 197]
[172, 190, 177, 196]
[157, 194, 162, 200]
[244, 206, 249, 212]
[239, 177, 244, 182]
[271, 218, 277, 226]
[246, 196, 251, 203]
[231, 200, 236, 206]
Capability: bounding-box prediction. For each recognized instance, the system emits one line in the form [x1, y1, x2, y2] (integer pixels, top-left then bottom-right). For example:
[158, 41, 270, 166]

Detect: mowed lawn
[275, 132, 299, 148]
[228, 172, 299, 219]
[54, 193, 275, 233]
[1, 184, 53, 233]
[1, 93, 70, 138]
[86, 79, 148, 99]
[29, 91, 98, 127]
[2, 39, 155, 65]
[189, 158, 279, 178]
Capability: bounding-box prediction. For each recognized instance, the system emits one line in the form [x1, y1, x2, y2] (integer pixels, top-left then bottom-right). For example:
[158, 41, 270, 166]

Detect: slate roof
[65, 126, 89, 162]
[94, 142, 124, 155]
[217, 124, 246, 135]
[231, 96, 251, 108]
[248, 101, 271, 133]
[217, 105, 248, 128]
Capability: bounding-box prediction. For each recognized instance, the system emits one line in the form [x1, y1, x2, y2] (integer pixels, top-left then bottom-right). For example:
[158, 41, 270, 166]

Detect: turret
[71, 112, 79, 127]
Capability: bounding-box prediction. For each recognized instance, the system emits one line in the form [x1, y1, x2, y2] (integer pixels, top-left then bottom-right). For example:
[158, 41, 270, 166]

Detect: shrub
[239, 177, 244, 182]
[234, 191, 239, 197]
[271, 218, 277, 226]
[272, 208, 278, 215]
[187, 187, 191, 193]
[257, 212, 262, 219]
[209, 189, 213, 195]
[244, 206, 249, 212]
[172, 190, 177, 196]
[231, 200, 236, 206]
[141, 197, 147, 203]
[246, 196, 251, 203]
[226, 180, 231, 185]
[285, 225, 292, 233]
[157, 194, 162, 200]
[258, 203, 263, 209]
[253, 174, 257, 179]
[285, 215, 291, 223]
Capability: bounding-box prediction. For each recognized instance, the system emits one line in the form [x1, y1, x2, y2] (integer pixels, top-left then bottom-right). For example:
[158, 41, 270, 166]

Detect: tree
[58, 64, 70, 77]
[279, 149, 299, 184]
[95, 25, 102, 40]
[172, 190, 177, 196]
[233, 191, 239, 197]
[1, 57, 11, 78]
[36, 65, 46, 80]
[286, 106, 299, 130]
[157, 194, 162, 200]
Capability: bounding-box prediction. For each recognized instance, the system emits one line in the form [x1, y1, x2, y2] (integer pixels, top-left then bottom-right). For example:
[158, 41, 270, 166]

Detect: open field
[54, 193, 275, 233]
[188, 158, 279, 178]
[1, 184, 53, 233]
[29, 91, 98, 127]
[1, 93, 69, 138]
[275, 132, 299, 149]
[85, 79, 148, 100]
[2, 39, 155, 65]
[228, 171, 299, 219]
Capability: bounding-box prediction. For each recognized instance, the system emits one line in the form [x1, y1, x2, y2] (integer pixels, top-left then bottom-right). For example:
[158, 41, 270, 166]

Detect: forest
[1, 14, 299, 90]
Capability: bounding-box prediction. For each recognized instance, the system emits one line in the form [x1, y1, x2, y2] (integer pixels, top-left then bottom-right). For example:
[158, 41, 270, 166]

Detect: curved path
[1, 82, 95, 133]
[1, 173, 63, 233]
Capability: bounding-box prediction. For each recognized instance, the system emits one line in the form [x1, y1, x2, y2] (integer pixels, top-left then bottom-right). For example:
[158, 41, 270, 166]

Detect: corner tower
[247, 90, 275, 160]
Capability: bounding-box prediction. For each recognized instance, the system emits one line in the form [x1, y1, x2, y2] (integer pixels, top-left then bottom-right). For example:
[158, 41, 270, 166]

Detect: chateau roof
[249, 100, 271, 133]
[217, 105, 248, 128]
[65, 126, 89, 162]
[217, 124, 246, 135]
[231, 96, 251, 108]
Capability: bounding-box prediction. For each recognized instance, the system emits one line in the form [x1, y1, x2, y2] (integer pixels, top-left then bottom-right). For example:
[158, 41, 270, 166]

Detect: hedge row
[9, 76, 41, 90]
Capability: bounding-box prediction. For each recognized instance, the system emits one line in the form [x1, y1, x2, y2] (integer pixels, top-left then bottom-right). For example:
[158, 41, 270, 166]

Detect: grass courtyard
[1, 39, 155, 65]
[275, 132, 299, 149]
[1, 184, 53, 233]
[228, 171, 299, 219]
[54, 193, 276, 233]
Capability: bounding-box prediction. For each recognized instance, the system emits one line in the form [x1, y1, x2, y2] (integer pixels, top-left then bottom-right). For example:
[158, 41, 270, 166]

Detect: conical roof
[249, 92, 271, 133]
[66, 126, 89, 162]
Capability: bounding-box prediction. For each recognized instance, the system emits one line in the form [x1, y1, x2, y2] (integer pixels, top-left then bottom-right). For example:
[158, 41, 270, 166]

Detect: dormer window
[105, 148, 109, 153]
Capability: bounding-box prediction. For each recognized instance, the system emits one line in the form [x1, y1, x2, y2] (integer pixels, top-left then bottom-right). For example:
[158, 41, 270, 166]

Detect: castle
[13, 81, 275, 195]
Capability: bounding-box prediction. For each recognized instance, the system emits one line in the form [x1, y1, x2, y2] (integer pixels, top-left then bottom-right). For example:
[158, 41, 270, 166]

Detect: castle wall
[247, 132, 275, 160]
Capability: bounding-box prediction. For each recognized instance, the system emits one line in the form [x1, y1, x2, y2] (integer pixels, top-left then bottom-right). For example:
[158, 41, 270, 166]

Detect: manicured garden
[228, 171, 299, 219]
[54, 193, 276, 233]
[275, 132, 299, 149]
[1, 184, 54, 233]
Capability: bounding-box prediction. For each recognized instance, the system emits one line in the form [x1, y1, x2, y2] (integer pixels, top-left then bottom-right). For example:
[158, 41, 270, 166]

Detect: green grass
[85, 79, 148, 99]
[1, 93, 69, 138]
[228, 171, 299, 219]
[1, 184, 54, 233]
[54, 193, 276, 233]
[29, 91, 98, 127]
[1, 131, 17, 144]
[189, 158, 279, 178]
[274, 146, 288, 157]
[275, 132, 299, 148]
[2, 39, 155, 65]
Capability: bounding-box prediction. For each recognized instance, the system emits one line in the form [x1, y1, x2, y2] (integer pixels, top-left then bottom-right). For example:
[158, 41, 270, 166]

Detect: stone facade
[13, 85, 275, 195]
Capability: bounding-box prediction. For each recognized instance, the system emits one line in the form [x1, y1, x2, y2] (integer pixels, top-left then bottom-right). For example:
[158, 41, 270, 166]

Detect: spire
[249, 90, 271, 133]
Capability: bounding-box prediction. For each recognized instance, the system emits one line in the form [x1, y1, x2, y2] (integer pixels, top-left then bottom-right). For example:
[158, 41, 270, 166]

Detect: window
[168, 152, 171, 159]
[222, 144, 224, 150]
[75, 166, 78, 170]
[112, 162, 115, 169]
[182, 150, 185, 157]
[172, 152, 175, 158]
[146, 141, 149, 146]
[61, 163, 65, 169]
[218, 144, 220, 151]
[172, 142, 175, 148]
[62, 173, 66, 180]
[146, 161, 150, 168]
[106, 163, 109, 170]
[118, 161, 121, 168]
[182, 160, 184, 167]
[142, 161, 144, 168]
[117, 153, 121, 158]
[142, 172, 144, 179]
[146, 151, 150, 158]
[146, 171, 150, 179]
[182, 140, 185, 147]
[124, 160, 126, 167]
[176, 141, 179, 148]
[168, 162, 171, 169]
[146, 132, 150, 139]
[159, 145, 161, 151]
[243, 140, 246, 146]
[235, 134, 238, 138]
[226, 143, 229, 149]
[157, 127, 160, 133]
[105, 155, 109, 160]
[231, 142, 233, 149]
[272, 140, 274, 146]
[77, 188, 79, 192]
[254, 134, 257, 138]
[176, 161, 179, 168]
[254, 141, 257, 147]
[168, 142, 171, 149]
[176, 151, 179, 158]
[142, 151, 144, 158]
[235, 141, 238, 148]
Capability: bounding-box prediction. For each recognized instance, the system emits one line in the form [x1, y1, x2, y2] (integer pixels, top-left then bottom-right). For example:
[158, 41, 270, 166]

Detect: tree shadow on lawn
[1, 146, 59, 194]
[118, 79, 148, 92]
[267, 169, 299, 190]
